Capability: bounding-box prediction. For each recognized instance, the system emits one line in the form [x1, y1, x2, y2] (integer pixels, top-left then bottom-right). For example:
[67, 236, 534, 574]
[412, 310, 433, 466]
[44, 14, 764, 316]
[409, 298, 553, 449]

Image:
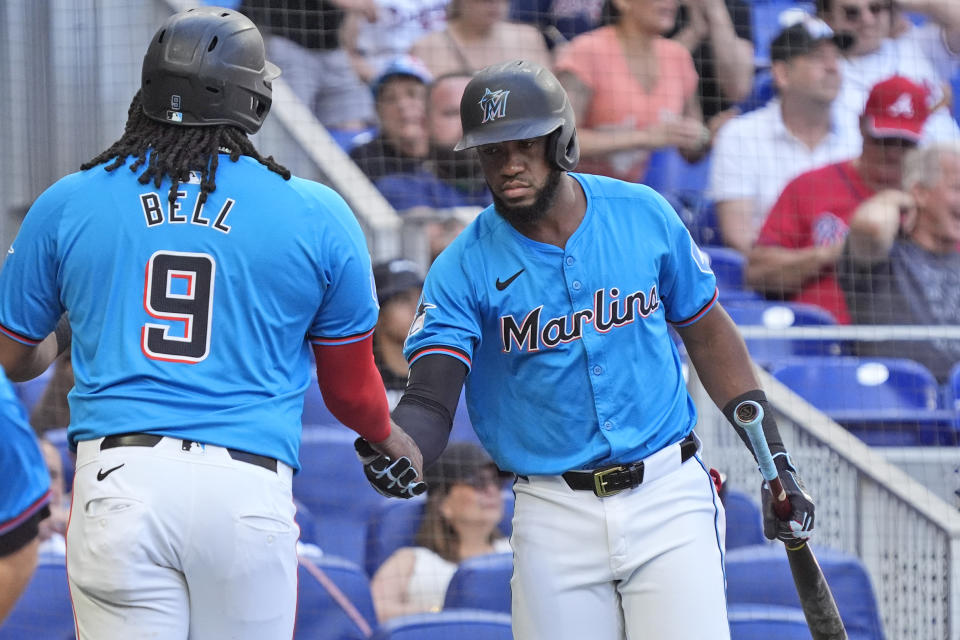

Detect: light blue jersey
[0, 155, 379, 470]
[403, 173, 717, 475]
[0, 366, 51, 540]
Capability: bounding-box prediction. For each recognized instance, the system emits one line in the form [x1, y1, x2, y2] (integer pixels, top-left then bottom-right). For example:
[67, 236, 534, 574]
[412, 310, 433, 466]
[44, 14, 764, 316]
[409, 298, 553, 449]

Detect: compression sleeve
[312, 335, 391, 443]
[391, 353, 468, 466]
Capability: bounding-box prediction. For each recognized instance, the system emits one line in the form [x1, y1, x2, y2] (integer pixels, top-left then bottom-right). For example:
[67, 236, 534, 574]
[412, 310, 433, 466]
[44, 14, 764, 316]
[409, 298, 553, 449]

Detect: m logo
[887, 92, 915, 118]
[171, 94, 181, 110]
[479, 88, 510, 124]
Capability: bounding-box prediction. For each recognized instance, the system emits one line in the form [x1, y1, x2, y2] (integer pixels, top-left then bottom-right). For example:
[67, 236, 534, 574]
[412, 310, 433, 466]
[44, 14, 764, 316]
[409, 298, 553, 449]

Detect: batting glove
[355, 438, 427, 499]
[761, 453, 815, 545]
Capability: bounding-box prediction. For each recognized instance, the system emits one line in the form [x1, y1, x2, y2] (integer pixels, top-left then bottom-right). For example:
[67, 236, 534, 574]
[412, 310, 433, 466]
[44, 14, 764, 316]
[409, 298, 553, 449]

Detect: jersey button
[565, 256, 575, 266]
[593, 365, 603, 375]
[572, 281, 581, 290]
[603, 421, 612, 430]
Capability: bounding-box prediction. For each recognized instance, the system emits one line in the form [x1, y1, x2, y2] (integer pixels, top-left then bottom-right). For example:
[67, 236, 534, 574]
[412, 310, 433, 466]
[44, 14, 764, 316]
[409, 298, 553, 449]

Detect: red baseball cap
[862, 76, 931, 142]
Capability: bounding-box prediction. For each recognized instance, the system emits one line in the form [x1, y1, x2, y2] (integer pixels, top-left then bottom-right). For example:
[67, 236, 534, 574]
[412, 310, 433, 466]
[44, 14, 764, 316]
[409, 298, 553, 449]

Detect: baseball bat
[733, 400, 848, 640]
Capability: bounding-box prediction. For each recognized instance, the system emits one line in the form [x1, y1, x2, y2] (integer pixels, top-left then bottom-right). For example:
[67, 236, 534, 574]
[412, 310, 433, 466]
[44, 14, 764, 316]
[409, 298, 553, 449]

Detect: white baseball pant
[67, 436, 298, 639]
[510, 439, 728, 640]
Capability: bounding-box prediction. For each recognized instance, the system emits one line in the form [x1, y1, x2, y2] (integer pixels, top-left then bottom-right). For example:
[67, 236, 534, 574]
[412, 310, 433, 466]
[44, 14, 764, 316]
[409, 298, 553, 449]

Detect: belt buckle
[593, 466, 625, 497]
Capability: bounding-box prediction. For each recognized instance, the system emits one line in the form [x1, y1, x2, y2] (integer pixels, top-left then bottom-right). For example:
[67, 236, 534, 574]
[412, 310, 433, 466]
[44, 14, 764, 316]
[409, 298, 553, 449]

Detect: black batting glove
[354, 438, 427, 499]
[761, 452, 815, 545]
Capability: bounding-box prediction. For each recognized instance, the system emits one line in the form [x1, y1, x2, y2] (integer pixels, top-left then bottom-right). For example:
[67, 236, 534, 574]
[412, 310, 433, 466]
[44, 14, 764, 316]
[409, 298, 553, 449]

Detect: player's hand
[761, 453, 815, 545]
[355, 424, 426, 499]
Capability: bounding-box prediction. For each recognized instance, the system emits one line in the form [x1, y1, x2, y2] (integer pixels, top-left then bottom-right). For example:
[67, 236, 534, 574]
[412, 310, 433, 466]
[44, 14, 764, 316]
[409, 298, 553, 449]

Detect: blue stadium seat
[295, 499, 321, 547]
[726, 545, 884, 640]
[365, 490, 515, 577]
[737, 67, 775, 114]
[370, 610, 513, 640]
[723, 489, 765, 551]
[643, 149, 720, 247]
[294, 427, 390, 566]
[728, 604, 812, 640]
[721, 299, 845, 364]
[443, 552, 513, 613]
[0, 552, 75, 640]
[769, 356, 954, 445]
[295, 552, 378, 640]
[946, 362, 960, 426]
[701, 245, 747, 293]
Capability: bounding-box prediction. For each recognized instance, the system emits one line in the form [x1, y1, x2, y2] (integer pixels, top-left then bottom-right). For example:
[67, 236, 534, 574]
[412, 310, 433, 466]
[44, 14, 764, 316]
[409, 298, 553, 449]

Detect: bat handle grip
[733, 400, 792, 520]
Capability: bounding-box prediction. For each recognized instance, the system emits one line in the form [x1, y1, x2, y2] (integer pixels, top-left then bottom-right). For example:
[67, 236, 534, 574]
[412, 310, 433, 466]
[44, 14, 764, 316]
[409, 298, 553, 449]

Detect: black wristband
[54, 314, 71, 356]
[722, 389, 786, 463]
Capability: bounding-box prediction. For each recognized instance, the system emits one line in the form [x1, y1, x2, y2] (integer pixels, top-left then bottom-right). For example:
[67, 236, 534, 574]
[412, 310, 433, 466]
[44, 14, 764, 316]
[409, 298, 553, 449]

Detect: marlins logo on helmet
[479, 89, 510, 123]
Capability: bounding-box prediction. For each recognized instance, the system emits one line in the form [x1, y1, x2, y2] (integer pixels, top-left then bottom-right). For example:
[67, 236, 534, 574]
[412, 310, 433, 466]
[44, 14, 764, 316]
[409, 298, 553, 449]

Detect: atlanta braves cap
[862, 75, 931, 142]
[770, 10, 853, 62]
[370, 55, 433, 100]
[373, 258, 424, 305]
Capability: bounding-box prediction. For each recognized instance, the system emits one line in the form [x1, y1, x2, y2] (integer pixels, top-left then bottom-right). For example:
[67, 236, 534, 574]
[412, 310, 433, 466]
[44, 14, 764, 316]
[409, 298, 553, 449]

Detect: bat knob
[735, 400, 761, 425]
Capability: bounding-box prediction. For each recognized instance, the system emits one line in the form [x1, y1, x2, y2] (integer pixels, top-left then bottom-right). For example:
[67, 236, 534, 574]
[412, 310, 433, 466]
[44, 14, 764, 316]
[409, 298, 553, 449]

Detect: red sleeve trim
[0, 323, 42, 346]
[0, 490, 51, 536]
[309, 327, 375, 347]
[670, 288, 719, 327]
[408, 345, 472, 370]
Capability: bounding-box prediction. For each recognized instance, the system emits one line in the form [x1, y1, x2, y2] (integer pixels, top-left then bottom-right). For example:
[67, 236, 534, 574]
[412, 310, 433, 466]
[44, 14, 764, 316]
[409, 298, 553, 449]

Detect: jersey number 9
[141, 250, 215, 364]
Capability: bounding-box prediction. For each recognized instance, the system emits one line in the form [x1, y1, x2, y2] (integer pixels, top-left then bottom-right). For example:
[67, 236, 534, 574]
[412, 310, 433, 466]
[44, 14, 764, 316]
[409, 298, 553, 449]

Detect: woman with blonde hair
[370, 442, 512, 622]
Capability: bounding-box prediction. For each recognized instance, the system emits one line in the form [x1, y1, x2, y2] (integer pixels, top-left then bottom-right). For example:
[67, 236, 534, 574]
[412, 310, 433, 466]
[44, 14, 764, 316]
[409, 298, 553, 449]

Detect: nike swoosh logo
[496, 269, 524, 291]
[96, 463, 125, 481]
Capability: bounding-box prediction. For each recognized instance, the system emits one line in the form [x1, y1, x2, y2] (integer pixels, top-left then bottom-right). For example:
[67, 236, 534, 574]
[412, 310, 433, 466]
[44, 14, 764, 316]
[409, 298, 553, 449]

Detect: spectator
[816, 0, 960, 144]
[747, 75, 930, 324]
[669, 0, 755, 119]
[341, 0, 449, 84]
[373, 259, 425, 406]
[240, 0, 378, 131]
[370, 442, 512, 622]
[889, 0, 960, 83]
[350, 55, 433, 182]
[409, 0, 551, 78]
[838, 141, 960, 382]
[37, 439, 67, 557]
[0, 366, 51, 625]
[555, 0, 711, 183]
[709, 13, 861, 254]
[508, 0, 606, 48]
[375, 72, 491, 210]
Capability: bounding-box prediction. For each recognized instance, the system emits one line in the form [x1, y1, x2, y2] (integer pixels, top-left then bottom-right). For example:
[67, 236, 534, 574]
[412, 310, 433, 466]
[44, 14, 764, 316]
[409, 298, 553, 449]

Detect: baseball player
[0, 365, 51, 625]
[0, 7, 424, 639]
[360, 60, 817, 639]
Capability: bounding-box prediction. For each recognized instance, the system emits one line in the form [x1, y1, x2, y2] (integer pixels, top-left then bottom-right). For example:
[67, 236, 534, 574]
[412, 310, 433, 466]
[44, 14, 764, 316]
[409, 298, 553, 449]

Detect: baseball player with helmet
[0, 365, 51, 625]
[357, 59, 817, 639]
[0, 7, 424, 638]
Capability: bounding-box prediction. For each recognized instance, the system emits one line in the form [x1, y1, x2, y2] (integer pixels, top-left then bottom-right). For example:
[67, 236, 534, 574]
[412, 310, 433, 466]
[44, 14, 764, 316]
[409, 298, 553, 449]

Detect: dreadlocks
[82, 91, 290, 205]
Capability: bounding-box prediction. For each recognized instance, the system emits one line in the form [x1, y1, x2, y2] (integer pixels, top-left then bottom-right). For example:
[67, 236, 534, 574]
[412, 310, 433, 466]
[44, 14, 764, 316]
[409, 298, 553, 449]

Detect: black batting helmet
[454, 60, 579, 171]
[141, 6, 279, 134]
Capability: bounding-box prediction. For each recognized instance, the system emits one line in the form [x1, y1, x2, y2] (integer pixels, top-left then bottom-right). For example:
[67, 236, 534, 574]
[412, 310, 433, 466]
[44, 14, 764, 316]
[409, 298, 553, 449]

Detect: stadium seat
[769, 356, 953, 445]
[295, 551, 378, 640]
[294, 427, 390, 566]
[726, 545, 884, 640]
[723, 489, 766, 551]
[722, 299, 845, 364]
[728, 604, 812, 640]
[737, 67, 775, 114]
[365, 490, 515, 577]
[701, 245, 747, 293]
[443, 551, 513, 613]
[945, 362, 960, 427]
[642, 149, 720, 247]
[0, 552, 75, 639]
[370, 609, 513, 640]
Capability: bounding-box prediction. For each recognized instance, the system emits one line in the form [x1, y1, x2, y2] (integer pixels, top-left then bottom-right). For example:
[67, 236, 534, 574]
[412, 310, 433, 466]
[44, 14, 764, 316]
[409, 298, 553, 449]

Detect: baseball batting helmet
[141, 6, 279, 134]
[454, 60, 579, 171]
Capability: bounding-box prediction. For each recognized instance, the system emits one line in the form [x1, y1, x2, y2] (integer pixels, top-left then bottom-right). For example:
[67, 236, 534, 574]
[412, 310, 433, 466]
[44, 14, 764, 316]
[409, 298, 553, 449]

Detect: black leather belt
[562, 434, 698, 497]
[100, 433, 278, 473]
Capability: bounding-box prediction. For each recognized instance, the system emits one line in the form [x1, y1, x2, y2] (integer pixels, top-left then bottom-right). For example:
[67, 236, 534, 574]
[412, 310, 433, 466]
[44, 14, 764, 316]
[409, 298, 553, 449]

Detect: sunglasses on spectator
[841, 1, 892, 22]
